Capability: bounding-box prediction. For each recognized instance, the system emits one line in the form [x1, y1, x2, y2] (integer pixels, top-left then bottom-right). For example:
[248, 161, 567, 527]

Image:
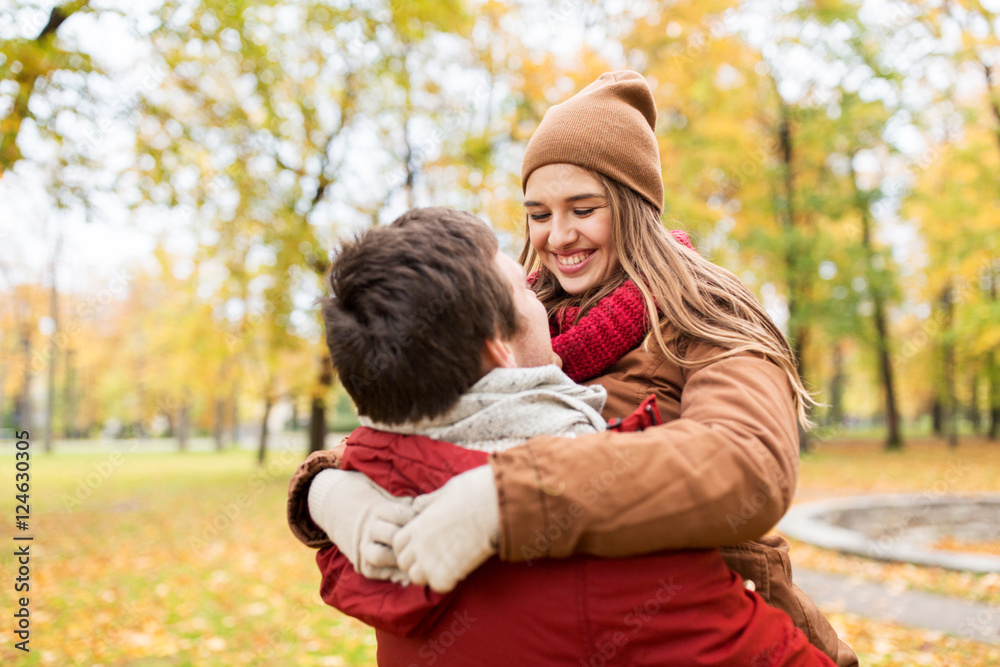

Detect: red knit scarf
[529, 230, 695, 382]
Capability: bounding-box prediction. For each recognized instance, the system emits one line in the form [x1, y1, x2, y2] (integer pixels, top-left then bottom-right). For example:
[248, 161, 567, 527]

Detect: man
[288, 207, 834, 666]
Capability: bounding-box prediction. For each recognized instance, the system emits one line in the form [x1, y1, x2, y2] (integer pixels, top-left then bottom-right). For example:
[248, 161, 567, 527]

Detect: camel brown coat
[491, 338, 858, 667]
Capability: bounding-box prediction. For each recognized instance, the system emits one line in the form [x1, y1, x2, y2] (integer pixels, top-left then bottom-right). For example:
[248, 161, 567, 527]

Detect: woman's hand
[308, 469, 416, 582]
[393, 465, 500, 593]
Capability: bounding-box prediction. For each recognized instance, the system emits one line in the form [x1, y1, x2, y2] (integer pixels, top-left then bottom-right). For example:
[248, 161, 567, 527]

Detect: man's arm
[287, 440, 346, 548]
[492, 353, 799, 561]
[288, 438, 414, 582]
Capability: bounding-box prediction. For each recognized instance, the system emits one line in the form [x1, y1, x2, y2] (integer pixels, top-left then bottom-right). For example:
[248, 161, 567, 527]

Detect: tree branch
[1, 1, 91, 176]
[37, 0, 90, 41]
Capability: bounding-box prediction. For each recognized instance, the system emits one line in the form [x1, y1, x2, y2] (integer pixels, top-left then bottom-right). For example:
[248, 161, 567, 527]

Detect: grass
[796, 436, 1000, 498]
[0, 435, 997, 665]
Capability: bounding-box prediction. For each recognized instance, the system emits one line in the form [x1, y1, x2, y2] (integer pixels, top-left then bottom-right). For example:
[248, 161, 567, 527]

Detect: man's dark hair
[322, 207, 520, 424]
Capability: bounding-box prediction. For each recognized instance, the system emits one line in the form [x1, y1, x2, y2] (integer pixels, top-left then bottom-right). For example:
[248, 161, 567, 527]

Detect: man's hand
[393, 465, 499, 593]
[308, 469, 416, 582]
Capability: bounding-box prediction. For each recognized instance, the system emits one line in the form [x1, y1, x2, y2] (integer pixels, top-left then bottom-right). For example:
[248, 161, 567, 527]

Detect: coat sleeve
[491, 352, 800, 562]
[316, 544, 453, 637]
[287, 439, 348, 548]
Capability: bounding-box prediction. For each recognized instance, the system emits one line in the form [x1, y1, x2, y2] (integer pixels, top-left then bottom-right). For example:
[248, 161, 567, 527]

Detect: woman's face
[524, 164, 618, 296]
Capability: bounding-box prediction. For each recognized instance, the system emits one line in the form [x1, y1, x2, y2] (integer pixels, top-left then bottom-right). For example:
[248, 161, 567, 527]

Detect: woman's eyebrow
[565, 193, 604, 202]
[523, 193, 605, 207]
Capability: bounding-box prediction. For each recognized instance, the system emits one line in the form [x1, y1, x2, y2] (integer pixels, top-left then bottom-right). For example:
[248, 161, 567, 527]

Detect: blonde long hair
[519, 171, 814, 427]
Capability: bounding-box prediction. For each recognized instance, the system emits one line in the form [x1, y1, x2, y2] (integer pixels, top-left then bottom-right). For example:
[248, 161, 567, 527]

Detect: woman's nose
[547, 212, 577, 249]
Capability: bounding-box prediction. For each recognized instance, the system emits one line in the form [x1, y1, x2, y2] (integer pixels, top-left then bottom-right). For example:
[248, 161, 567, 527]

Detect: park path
[795, 568, 1000, 645]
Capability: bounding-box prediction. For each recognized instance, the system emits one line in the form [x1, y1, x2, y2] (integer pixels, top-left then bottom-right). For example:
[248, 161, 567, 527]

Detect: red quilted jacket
[316, 417, 835, 666]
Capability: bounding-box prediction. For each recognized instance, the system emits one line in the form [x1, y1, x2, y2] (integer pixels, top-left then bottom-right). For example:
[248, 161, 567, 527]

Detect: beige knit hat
[521, 70, 664, 214]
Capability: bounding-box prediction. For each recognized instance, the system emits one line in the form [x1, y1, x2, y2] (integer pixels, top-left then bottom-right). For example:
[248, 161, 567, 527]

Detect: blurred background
[1, 0, 999, 665]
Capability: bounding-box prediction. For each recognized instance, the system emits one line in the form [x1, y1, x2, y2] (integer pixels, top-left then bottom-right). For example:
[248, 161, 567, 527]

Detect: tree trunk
[969, 371, 981, 435]
[213, 398, 226, 451]
[62, 348, 77, 438]
[308, 353, 333, 454]
[941, 285, 958, 448]
[44, 246, 60, 453]
[0, 358, 5, 429]
[978, 61, 1000, 441]
[931, 398, 943, 436]
[164, 410, 175, 438]
[289, 398, 299, 431]
[257, 394, 273, 466]
[873, 295, 901, 450]
[874, 295, 901, 450]
[176, 401, 190, 452]
[45, 337, 57, 448]
[775, 97, 812, 453]
[849, 151, 902, 451]
[981, 61, 1000, 174]
[989, 349, 1000, 441]
[15, 324, 32, 430]
[229, 389, 239, 447]
[828, 343, 845, 428]
[989, 266, 1000, 441]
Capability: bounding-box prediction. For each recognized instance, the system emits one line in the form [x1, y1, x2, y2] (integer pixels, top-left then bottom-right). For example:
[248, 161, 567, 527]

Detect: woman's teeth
[557, 251, 592, 266]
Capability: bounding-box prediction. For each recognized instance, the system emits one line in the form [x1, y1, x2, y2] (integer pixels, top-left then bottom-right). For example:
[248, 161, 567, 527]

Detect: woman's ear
[482, 336, 517, 371]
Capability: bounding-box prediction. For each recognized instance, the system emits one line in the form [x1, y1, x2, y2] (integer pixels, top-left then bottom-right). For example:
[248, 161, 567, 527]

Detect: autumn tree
[132, 0, 505, 456]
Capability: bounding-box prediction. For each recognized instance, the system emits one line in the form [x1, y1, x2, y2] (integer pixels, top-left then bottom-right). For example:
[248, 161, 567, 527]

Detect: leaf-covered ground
[0, 435, 996, 665]
[783, 436, 1000, 666]
[787, 436, 1000, 606]
[0, 442, 378, 666]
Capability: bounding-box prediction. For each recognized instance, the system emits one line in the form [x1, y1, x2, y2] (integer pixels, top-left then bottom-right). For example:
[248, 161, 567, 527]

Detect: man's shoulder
[343, 427, 490, 494]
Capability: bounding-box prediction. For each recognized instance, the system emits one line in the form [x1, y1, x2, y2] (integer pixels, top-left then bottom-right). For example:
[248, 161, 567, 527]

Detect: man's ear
[482, 337, 517, 370]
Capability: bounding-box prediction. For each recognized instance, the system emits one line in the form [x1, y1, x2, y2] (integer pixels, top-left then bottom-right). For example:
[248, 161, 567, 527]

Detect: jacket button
[744, 579, 756, 592]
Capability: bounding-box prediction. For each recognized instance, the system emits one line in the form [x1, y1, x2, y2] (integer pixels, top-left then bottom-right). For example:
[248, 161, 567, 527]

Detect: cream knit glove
[393, 465, 499, 593]
[308, 468, 416, 583]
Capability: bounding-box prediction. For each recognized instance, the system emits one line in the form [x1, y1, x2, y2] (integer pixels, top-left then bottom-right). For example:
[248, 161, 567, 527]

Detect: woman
[289, 71, 857, 667]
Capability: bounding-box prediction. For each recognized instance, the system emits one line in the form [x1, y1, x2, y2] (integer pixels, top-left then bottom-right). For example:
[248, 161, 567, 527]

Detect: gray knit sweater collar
[358, 365, 607, 452]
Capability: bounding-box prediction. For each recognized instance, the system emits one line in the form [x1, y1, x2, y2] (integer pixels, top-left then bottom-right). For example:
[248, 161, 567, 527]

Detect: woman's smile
[552, 248, 596, 273]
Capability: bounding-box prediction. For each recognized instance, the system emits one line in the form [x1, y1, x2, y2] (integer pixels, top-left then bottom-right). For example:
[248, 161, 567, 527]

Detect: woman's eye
[573, 208, 595, 216]
[528, 212, 550, 222]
